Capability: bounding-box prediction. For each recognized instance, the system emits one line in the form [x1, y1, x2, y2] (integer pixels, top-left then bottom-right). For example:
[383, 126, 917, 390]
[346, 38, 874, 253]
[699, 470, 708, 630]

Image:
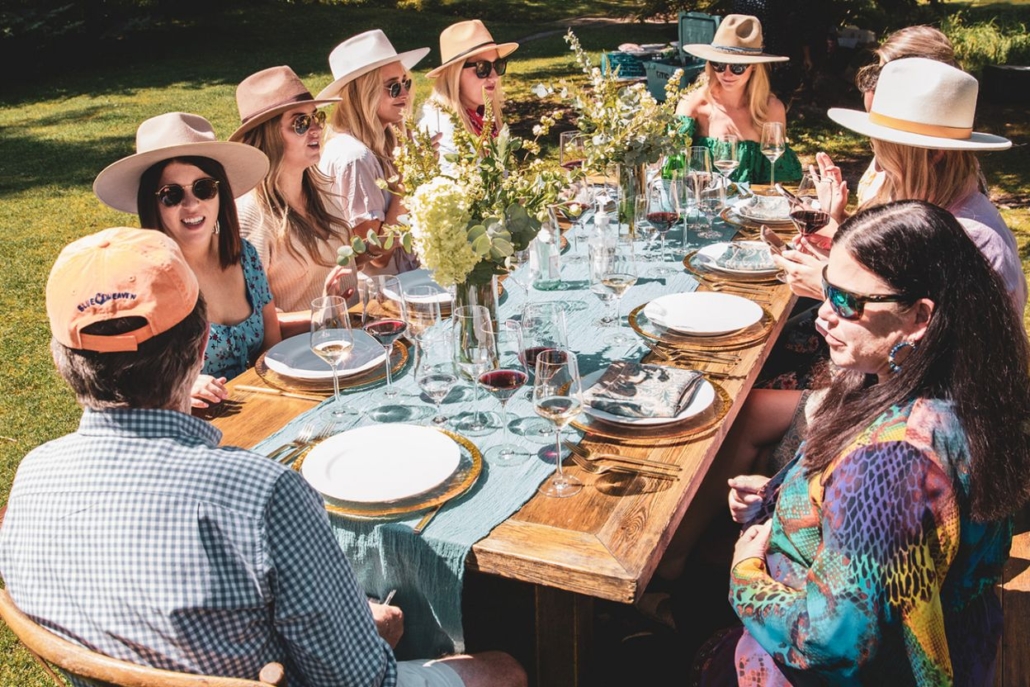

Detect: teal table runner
[249, 221, 739, 659]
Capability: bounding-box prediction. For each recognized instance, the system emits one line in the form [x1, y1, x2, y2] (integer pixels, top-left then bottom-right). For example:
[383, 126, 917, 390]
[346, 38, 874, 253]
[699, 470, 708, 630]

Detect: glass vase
[617, 162, 648, 238]
[453, 276, 499, 334]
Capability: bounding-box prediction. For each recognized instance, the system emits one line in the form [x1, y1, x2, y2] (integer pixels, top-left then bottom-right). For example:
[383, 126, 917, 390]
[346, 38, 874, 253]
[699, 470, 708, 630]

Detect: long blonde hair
[325, 67, 408, 178]
[242, 118, 349, 267]
[863, 139, 980, 210]
[426, 59, 505, 135]
[702, 62, 774, 130]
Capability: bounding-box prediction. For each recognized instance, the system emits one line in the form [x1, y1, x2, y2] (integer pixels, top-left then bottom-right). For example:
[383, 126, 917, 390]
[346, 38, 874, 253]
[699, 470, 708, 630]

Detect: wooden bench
[996, 522, 1030, 686]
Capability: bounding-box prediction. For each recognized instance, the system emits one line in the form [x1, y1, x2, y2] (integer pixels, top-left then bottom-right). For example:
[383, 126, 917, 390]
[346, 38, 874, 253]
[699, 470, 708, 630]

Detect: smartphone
[761, 225, 786, 255]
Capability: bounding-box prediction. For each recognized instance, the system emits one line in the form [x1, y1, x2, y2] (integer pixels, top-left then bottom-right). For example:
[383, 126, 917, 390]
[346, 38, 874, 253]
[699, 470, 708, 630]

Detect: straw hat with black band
[230, 66, 340, 143]
[426, 19, 518, 79]
[315, 30, 429, 101]
[94, 112, 269, 215]
[828, 57, 1010, 151]
[682, 14, 788, 65]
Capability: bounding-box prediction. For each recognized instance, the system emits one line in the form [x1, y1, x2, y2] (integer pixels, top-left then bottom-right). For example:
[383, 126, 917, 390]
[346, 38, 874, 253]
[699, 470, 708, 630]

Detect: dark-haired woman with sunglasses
[420, 20, 519, 176]
[93, 111, 280, 408]
[316, 30, 429, 277]
[676, 14, 802, 185]
[687, 200, 1030, 684]
[230, 65, 368, 337]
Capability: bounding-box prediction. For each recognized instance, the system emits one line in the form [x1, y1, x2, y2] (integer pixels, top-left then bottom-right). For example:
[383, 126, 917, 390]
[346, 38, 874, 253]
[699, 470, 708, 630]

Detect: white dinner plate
[643, 292, 764, 337]
[302, 424, 461, 503]
[581, 369, 716, 427]
[734, 197, 791, 223]
[264, 331, 387, 381]
[384, 268, 453, 305]
[695, 241, 779, 277]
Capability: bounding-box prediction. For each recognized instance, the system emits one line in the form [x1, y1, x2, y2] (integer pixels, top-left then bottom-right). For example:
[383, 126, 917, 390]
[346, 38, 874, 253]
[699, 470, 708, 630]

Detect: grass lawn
[0, 1, 1027, 684]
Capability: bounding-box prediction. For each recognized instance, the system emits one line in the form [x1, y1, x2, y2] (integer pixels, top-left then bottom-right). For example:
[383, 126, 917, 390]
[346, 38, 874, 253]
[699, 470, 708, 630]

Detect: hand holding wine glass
[788, 173, 831, 239]
[310, 295, 360, 420]
[760, 122, 786, 188]
[479, 321, 530, 465]
[533, 349, 583, 498]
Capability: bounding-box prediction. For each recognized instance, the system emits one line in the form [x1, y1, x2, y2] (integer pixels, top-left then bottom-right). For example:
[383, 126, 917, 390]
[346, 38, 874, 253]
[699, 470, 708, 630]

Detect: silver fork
[569, 453, 676, 480]
[280, 421, 335, 465]
[266, 420, 319, 461]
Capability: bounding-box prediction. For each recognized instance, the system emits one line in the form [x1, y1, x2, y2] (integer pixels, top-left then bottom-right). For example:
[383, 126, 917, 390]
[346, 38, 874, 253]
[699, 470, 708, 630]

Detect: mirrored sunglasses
[384, 78, 413, 99]
[821, 266, 909, 320]
[709, 61, 750, 76]
[155, 178, 220, 207]
[291, 110, 326, 136]
[463, 58, 508, 79]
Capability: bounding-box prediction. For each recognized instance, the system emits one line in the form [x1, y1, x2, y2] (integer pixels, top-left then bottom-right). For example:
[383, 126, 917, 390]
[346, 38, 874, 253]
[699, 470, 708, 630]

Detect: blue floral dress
[201, 239, 273, 380]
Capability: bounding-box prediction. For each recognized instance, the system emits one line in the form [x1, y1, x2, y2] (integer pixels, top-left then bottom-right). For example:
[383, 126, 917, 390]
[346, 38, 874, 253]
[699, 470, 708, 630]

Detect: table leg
[534, 586, 593, 687]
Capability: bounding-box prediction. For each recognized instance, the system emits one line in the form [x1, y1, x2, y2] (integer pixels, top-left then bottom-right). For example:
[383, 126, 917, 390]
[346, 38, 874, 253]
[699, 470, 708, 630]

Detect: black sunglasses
[155, 178, 220, 207]
[710, 61, 750, 76]
[463, 58, 508, 79]
[290, 110, 326, 136]
[384, 78, 413, 98]
[821, 266, 909, 320]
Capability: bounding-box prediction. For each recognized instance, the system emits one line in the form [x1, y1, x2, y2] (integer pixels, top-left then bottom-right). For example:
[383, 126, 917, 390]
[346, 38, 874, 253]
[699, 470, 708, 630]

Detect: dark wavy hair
[137, 156, 243, 269]
[803, 200, 1030, 522]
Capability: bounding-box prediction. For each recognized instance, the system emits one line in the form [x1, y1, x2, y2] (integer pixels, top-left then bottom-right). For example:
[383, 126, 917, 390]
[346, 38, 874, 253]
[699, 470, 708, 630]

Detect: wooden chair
[0, 588, 285, 686]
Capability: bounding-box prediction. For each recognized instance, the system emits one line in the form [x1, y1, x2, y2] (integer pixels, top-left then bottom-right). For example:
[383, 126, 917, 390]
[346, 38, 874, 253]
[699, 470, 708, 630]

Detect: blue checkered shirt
[0, 408, 398, 686]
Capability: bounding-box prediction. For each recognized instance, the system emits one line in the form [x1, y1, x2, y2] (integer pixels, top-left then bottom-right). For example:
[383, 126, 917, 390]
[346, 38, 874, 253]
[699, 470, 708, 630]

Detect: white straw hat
[315, 30, 429, 100]
[828, 57, 1011, 151]
[682, 15, 787, 65]
[93, 112, 270, 214]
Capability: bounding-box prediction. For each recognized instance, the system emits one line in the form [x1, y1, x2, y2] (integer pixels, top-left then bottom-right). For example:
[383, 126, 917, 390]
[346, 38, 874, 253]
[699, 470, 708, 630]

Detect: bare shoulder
[676, 89, 708, 117]
[765, 94, 787, 123]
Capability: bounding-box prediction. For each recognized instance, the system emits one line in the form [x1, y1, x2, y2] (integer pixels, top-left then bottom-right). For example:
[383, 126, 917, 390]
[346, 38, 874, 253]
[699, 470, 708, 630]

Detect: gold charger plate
[255, 339, 410, 394]
[291, 427, 482, 520]
[570, 382, 731, 442]
[719, 207, 794, 231]
[628, 302, 774, 352]
[682, 251, 783, 285]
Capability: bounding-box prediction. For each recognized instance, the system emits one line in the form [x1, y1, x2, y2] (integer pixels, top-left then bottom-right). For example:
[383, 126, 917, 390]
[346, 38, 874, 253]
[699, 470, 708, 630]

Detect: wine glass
[415, 326, 458, 427]
[712, 134, 739, 182]
[787, 173, 831, 239]
[401, 284, 444, 344]
[686, 146, 717, 240]
[519, 301, 569, 437]
[363, 276, 407, 400]
[310, 296, 360, 421]
[505, 248, 532, 295]
[533, 348, 584, 498]
[452, 305, 498, 436]
[760, 122, 786, 188]
[559, 131, 585, 173]
[479, 320, 530, 466]
[600, 240, 638, 346]
[646, 179, 678, 276]
[633, 194, 656, 263]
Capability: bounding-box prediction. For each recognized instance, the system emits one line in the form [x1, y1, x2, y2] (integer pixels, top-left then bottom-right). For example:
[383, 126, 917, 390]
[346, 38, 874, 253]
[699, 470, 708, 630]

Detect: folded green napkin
[714, 243, 775, 271]
[583, 362, 704, 418]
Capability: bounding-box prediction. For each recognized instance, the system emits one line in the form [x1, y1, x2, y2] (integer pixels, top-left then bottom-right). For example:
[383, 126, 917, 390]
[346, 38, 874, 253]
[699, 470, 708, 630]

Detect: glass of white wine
[533, 348, 583, 498]
[600, 241, 639, 346]
[310, 295, 360, 420]
[760, 122, 786, 188]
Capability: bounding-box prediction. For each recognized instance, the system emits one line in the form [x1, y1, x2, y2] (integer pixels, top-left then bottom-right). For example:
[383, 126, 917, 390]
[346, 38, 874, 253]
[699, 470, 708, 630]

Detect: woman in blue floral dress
[93, 112, 281, 408]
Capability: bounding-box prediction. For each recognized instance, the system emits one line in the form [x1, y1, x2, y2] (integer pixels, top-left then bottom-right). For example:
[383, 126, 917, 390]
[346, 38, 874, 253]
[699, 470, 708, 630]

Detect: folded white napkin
[714, 244, 775, 271]
[583, 362, 704, 418]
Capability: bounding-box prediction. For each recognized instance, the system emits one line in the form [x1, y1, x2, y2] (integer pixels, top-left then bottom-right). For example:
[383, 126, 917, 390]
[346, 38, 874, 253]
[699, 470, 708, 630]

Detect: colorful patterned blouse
[731, 397, 1011, 685]
[678, 116, 803, 185]
[201, 239, 272, 380]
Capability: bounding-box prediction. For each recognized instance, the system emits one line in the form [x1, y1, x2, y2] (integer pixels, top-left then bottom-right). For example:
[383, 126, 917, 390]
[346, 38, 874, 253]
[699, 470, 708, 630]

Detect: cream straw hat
[315, 30, 429, 100]
[682, 14, 788, 64]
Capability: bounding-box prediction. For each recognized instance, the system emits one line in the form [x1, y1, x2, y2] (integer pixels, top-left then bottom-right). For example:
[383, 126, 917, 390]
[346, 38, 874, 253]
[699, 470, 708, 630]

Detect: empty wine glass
[402, 284, 443, 344]
[760, 122, 786, 188]
[505, 248, 532, 295]
[480, 321, 530, 466]
[687, 146, 718, 240]
[533, 348, 583, 498]
[416, 326, 458, 427]
[632, 194, 656, 263]
[310, 296, 360, 421]
[452, 305, 498, 435]
[363, 276, 407, 400]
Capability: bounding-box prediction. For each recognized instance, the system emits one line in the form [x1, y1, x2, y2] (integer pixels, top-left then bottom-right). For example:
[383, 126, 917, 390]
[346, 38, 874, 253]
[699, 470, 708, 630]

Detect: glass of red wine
[788, 173, 830, 239]
[480, 321, 530, 465]
[363, 276, 407, 400]
[646, 179, 679, 276]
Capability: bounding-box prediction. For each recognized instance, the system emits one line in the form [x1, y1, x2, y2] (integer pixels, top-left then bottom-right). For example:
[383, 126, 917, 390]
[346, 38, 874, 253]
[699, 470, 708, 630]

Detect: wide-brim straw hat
[828, 57, 1011, 151]
[94, 112, 270, 214]
[426, 19, 519, 79]
[315, 30, 430, 100]
[229, 65, 340, 143]
[682, 14, 788, 64]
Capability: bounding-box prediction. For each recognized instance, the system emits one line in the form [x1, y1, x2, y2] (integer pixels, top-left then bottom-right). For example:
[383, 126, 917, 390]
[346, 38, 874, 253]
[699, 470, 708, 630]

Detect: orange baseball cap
[46, 227, 200, 353]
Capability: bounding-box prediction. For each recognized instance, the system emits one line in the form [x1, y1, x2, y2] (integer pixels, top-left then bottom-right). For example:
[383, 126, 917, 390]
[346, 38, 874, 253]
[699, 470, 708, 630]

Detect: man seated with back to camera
[0, 226, 525, 687]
